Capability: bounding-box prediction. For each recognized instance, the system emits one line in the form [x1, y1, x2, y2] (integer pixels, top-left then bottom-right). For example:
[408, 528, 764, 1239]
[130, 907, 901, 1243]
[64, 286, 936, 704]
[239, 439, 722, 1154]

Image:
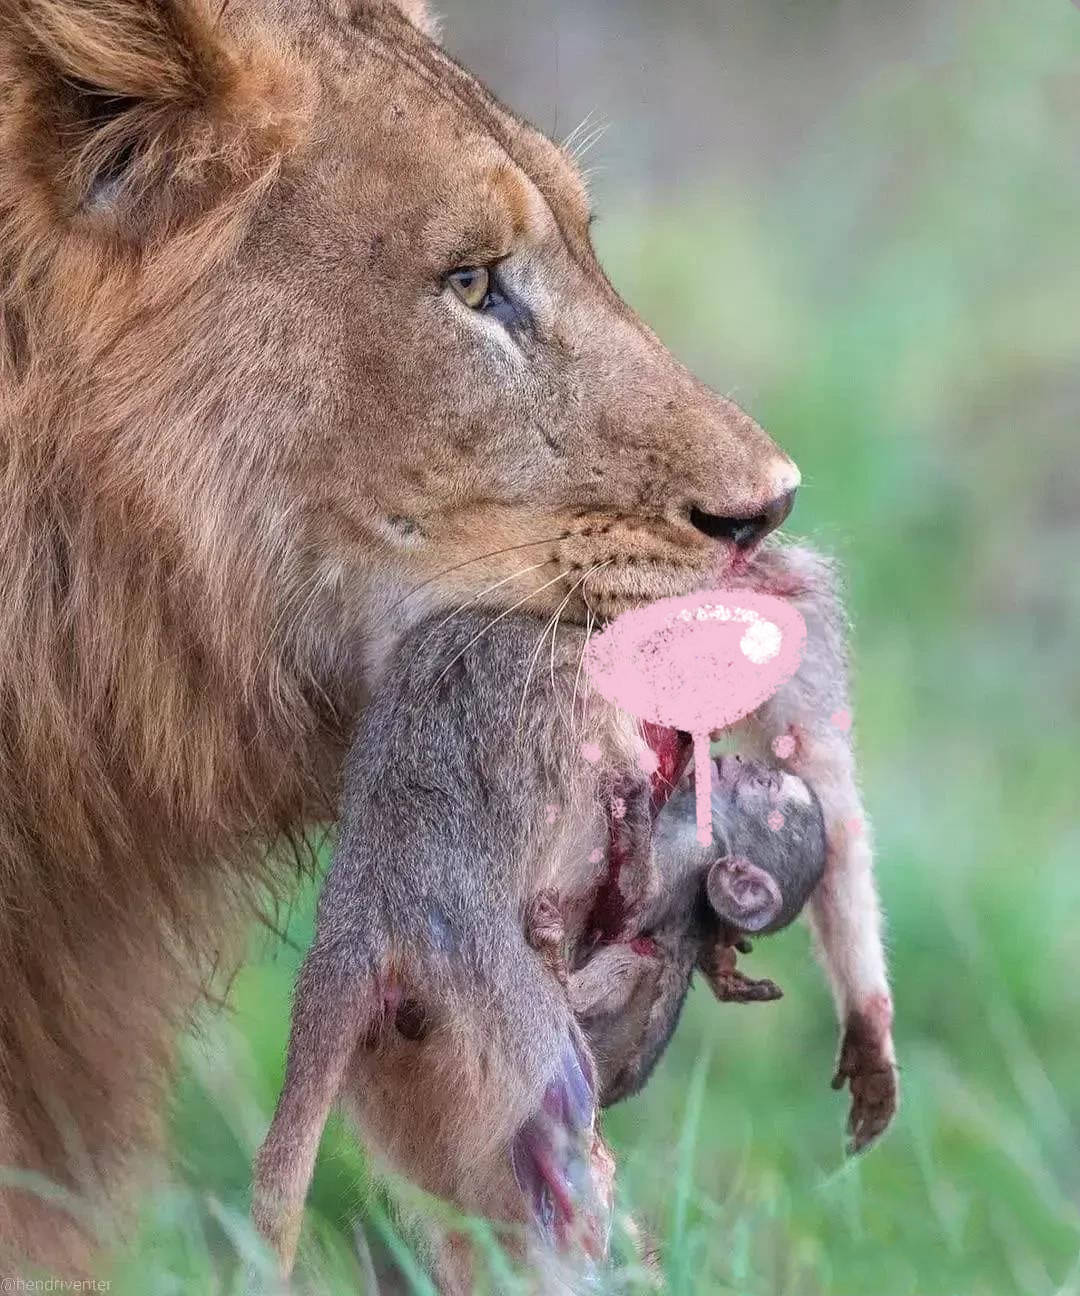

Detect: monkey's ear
[1, 0, 300, 227]
[706, 857, 782, 934]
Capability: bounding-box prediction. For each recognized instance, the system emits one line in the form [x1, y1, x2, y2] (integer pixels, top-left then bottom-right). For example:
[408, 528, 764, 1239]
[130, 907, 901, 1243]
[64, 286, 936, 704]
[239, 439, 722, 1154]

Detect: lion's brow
[344, 7, 600, 279]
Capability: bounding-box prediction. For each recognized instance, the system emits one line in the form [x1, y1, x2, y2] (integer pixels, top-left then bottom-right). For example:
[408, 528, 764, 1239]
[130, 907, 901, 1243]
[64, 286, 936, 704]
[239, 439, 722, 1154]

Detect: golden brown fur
[0, 0, 798, 1271]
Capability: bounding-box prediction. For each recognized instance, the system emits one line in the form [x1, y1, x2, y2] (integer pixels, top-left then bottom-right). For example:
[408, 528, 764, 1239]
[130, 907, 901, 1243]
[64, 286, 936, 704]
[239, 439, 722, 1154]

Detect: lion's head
[2, 0, 797, 692]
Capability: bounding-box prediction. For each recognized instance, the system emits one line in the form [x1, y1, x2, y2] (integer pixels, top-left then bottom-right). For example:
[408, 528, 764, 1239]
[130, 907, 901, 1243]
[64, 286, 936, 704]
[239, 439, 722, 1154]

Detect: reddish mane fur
[0, 0, 335, 1266]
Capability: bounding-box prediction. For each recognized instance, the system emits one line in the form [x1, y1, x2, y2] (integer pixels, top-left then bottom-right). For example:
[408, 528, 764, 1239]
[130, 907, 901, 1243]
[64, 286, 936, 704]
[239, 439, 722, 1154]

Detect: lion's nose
[687, 487, 797, 549]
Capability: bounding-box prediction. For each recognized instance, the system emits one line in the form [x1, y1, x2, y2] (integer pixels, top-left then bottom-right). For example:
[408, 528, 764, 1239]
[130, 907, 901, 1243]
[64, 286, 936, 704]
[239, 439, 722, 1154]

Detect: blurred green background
[106, 1, 1080, 1292]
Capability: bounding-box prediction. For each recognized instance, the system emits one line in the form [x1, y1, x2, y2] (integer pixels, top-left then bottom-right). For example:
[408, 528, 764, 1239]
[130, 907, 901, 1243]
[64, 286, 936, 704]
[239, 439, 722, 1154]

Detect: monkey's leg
[568, 944, 650, 1023]
[252, 951, 377, 1276]
[570, 942, 693, 1107]
[510, 1027, 610, 1260]
[731, 543, 898, 1151]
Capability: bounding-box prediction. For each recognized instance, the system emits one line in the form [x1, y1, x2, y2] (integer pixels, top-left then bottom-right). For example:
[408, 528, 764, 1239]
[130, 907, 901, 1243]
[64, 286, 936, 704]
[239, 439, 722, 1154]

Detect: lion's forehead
[244, 0, 592, 256]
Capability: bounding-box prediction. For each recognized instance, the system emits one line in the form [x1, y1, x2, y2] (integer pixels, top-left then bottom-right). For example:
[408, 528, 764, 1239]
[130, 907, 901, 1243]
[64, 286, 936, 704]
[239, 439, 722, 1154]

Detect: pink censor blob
[637, 746, 660, 775]
[545, 804, 559, 825]
[767, 810, 785, 832]
[580, 742, 603, 764]
[588, 848, 605, 864]
[846, 815, 865, 838]
[771, 733, 796, 760]
[584, 589, 806, 845]
[831, 707, 852, 732]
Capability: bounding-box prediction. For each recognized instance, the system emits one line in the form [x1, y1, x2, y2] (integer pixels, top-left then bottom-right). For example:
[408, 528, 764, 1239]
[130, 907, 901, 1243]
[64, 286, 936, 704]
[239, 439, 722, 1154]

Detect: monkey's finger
[847, 1111, 889, 1155]
[738, 976, 783, 1002]
[525, 890, 565, 952]
[831, 1040, 859, 1089]
[831, 1059, 863, 1090]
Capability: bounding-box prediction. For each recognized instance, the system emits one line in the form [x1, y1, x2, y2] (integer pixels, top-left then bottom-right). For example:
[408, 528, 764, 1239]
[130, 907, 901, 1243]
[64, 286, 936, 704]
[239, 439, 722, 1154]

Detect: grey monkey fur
[252, 601, 827, 1288]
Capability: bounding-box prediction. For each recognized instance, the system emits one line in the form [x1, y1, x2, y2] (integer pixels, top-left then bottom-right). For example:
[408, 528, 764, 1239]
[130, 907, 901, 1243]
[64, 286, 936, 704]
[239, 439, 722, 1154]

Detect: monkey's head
[705, 755, 826, 936]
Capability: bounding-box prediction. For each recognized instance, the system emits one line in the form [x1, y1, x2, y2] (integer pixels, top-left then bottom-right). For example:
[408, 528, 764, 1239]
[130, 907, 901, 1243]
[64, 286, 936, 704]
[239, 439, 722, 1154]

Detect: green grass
[93, 1, 1080, 1291]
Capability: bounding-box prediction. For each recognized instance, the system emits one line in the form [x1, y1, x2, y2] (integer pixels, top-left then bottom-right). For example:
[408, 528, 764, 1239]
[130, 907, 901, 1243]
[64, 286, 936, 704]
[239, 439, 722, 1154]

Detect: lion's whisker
[516, 597, 568, 737]
[406, 558, 555, 674]
[514, 562, 601, 736]
[423, 567, 577, 702]
[571, 604, 596, 743]
[552, 561, 610, 733]
[385, 536, 567, 615]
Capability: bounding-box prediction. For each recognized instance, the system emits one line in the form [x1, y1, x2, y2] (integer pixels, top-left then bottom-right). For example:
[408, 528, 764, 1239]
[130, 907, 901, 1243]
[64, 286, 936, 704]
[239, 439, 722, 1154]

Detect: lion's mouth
[571, 533, 762, 626]
[551, 516, 750, 625]
[580, 565, 722, 623]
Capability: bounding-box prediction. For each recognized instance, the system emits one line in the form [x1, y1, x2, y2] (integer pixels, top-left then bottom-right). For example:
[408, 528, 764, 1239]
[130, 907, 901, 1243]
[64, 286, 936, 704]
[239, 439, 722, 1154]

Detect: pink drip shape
[584, 588, 806, 844]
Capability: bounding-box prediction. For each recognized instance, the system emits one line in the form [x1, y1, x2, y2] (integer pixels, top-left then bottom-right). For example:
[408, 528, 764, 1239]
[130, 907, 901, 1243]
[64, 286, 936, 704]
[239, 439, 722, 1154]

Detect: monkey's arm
[524, 893, 687, 1107]
[731, 543, 898, 1151]
[251, 953, 375, 1276]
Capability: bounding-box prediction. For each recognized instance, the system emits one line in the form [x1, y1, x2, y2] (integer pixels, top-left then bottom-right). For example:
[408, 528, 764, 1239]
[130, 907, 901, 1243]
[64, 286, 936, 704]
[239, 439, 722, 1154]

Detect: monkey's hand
[699, 943, 782, 1004]
[525, 889, 568, 988]
[831, 996, 898, 1153]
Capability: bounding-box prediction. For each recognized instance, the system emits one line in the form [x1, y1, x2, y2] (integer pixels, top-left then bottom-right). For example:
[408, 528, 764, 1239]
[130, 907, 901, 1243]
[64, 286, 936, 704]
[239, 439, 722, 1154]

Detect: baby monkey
[562, 753, 826, 1108]
[252, 607, 825, 1291]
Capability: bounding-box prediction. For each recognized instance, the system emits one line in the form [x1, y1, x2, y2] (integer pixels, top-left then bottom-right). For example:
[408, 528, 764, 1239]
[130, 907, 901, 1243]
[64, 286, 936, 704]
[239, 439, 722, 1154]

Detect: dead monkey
[537, 543, 898, 1143]
[252, 546, 896, 1281]
[250, 608, 823, 1286]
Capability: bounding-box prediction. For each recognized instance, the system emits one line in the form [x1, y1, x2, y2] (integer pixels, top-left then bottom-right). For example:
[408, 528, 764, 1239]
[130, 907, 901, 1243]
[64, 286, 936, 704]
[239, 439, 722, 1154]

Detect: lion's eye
[446, 265, 491, 309]
[443, 264, 532, 334]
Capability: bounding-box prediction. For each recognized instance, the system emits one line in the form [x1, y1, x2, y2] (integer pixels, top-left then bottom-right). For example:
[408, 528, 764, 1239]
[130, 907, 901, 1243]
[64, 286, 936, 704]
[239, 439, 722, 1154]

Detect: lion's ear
[1, 0, 300, 223]
[385, 0, 440, 39]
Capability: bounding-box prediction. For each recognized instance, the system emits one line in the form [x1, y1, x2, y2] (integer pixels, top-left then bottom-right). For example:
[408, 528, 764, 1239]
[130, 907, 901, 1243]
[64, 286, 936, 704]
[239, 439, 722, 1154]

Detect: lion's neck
[0, 448, 351, 1185]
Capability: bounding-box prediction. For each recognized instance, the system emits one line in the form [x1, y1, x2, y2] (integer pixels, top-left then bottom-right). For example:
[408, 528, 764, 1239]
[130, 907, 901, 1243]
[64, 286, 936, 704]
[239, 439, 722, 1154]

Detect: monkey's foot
[511, 1036, 610, 1260]
[832, 997, 898, 1153]
[700, 944, 782, 1004]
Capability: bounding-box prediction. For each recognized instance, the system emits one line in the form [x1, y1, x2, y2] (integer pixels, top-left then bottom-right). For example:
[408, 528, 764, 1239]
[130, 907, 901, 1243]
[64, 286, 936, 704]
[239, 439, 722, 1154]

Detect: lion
[0, 0, 892, 1276]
